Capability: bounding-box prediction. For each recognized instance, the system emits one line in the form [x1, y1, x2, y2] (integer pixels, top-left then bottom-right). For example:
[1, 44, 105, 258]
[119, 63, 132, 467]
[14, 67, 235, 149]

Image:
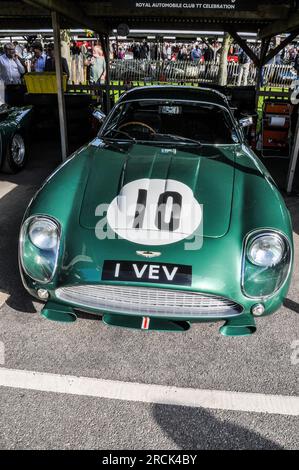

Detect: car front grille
[55, 285, 243, 318]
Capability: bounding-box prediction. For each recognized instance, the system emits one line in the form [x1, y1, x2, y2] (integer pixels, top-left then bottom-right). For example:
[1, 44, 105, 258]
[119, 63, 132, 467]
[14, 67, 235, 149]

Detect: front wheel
[1, 133, 27, 174]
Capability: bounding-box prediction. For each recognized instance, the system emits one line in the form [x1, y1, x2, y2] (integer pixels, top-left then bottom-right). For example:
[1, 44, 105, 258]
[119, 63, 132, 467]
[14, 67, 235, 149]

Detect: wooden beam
[217, 33, 232, 86]
[0, 18, 54, 29]
[104, 34, 111, 113]
[52, 10, 68, 161]
[227, 29, 260, 66]
[255, 37, 271, 95]
[0, 1, 48, 15]
[258, 12, 299, 39]
[287, 106, 299, 193]
[23, 0, 108, 33]
[263, 30, 299, 65]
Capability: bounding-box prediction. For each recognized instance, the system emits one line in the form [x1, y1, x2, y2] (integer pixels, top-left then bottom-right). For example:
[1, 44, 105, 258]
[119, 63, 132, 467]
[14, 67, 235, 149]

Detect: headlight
[29, 219, 58, 250]
[247, 234, 284, 267]
[242, 230, 291, 298]
[19, 216, 61, 284]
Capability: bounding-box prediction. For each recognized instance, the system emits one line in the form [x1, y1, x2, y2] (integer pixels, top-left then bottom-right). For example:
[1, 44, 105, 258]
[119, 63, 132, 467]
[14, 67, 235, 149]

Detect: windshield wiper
[102, 128, 136, 142]
[153, 133, 201, 146]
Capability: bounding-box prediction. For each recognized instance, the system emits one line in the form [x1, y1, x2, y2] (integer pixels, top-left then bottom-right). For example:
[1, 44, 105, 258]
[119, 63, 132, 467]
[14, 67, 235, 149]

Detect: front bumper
[20, 266, 290, 335]
[41, 299, 257, 336]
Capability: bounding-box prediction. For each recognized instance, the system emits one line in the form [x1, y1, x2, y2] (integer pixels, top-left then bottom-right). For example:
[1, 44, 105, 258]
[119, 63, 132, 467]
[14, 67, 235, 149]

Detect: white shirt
[0, 54, 25, 85]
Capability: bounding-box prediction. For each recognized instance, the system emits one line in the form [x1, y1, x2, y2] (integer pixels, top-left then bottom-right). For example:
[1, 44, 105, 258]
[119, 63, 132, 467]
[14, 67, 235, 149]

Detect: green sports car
[19, 86, 293, 336]
[0, 104, 33, 173]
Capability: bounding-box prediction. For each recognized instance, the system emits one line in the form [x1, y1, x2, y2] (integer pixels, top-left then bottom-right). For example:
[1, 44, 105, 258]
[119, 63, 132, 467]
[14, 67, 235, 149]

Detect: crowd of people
[111, 40, 224, 62]
[1, 37, 299, 90]
[110, 39, 299, 66]
[0, 40, 107, 87]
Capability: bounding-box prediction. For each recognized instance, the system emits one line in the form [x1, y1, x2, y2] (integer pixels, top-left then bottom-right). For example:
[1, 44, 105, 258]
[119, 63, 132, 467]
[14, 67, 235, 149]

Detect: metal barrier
[109, 60, 297, 87]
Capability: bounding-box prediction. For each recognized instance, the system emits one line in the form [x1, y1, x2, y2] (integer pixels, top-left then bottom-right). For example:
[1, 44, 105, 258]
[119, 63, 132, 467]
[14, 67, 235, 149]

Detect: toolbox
[261, 100, 293, 158]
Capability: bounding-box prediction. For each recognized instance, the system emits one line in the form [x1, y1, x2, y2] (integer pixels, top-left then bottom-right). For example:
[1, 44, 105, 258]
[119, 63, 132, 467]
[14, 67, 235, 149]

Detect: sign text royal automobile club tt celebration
[121, 0, 285, 11]
[134, 1, 240, 10]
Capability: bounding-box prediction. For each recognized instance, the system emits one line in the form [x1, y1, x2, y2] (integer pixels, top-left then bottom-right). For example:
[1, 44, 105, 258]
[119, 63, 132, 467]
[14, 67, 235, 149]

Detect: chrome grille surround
[55, 285, 243, 318]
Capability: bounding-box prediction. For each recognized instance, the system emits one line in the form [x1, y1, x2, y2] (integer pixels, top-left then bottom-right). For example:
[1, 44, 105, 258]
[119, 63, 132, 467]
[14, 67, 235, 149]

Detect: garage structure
[1, 0, 299, 191]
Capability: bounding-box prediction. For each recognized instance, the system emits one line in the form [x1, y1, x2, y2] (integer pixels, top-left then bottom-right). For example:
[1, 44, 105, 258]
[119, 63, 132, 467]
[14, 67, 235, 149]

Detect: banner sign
[118, 1, 286, 12]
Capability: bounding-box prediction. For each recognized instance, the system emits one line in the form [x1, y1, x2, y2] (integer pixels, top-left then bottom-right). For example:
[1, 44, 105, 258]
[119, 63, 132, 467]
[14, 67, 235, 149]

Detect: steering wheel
[119, 121, 156, 137]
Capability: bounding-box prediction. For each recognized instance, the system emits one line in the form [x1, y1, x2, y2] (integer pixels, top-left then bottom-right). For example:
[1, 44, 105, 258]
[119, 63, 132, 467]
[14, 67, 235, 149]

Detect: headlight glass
[29, 219, 58, 250]
[19, 216, 61, 284]
[243, 231, 291, 298]
[247, 234, 284, 267]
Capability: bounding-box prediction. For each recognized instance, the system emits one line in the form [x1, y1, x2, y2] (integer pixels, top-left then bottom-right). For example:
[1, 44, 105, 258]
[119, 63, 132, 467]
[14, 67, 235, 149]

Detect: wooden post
[52, 10, 68, 161]
[287, 107, 299, 193]
[104, 34, 111, 113]
[256, 38, 271, 91]
[217, 33, 231, 86]
[255, 37, 271, 111]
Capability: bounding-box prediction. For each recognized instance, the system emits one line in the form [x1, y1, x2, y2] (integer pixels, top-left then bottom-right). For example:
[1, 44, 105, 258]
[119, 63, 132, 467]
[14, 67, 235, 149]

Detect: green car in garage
[19, 86, 293, 336]
[0, 104, 33, 173]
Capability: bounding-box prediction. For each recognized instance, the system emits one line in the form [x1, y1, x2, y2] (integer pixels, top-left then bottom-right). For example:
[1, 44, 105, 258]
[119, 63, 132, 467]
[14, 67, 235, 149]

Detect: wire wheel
[11, 134, 25, 166]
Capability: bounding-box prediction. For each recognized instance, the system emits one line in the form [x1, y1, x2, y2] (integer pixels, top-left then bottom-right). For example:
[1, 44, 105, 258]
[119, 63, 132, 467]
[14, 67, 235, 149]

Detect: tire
[1, 133, 27, 174]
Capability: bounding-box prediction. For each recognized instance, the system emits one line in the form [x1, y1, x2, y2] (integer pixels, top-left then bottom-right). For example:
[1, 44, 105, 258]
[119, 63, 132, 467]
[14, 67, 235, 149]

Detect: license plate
[102, 260, 192, 286]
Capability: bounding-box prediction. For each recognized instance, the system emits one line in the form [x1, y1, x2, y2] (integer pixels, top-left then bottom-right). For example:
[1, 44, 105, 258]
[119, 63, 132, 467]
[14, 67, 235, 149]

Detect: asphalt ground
[0, 140, 298, 450]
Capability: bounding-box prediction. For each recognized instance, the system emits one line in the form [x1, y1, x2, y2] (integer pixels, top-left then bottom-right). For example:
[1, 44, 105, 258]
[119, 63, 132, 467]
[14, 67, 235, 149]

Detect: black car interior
[112, 101, 237, 144]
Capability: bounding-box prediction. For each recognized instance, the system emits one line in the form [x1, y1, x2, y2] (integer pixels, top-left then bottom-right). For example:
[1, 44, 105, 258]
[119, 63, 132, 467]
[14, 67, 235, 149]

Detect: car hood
[79, 141, 236, 238]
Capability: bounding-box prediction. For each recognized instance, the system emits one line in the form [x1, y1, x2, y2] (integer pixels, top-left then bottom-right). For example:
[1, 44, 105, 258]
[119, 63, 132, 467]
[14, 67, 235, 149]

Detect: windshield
[100, 99, 239, 145]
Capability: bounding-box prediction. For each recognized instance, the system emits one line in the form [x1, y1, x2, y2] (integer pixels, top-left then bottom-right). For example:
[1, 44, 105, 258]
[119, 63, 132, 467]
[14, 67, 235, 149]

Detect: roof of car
[118, 85, 230, 108]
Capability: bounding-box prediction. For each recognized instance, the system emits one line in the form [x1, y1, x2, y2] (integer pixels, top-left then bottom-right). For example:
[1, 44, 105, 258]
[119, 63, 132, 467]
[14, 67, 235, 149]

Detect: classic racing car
[19, 86, 293, 336]
[0, 104, 33, 173]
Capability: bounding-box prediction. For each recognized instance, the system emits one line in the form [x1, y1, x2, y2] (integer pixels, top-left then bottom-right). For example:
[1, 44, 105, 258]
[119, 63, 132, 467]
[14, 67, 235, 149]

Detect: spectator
[237, 49, 251, 86]
[117, 47, 125, 60]
[89, 45, 106, 84]
[191, 45, 202, 62]
[204, 46, 214, 62]
[31, 43, 46, 72]
[13, 41, 24, 59]
[0, 43, 25, 85]
[132, 42, 140, 60]
[178, 45, 188, 61]
[140, 42, 149, 60]
[294, 52, 299, 76]
[164, 44, 172, 60]
[45, 43, 70, 79]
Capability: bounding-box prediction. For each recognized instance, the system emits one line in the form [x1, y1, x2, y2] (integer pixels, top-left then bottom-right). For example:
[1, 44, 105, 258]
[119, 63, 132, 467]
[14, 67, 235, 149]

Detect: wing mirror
[91, 108, 106, 135]
[92, 108, 106, 124]
[239, 116, 253, 128]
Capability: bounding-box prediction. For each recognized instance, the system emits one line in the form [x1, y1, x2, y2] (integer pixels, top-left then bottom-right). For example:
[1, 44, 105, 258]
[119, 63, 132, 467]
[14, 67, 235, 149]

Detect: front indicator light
[37, 289, 49, 300]
[251, 304, 265, 316]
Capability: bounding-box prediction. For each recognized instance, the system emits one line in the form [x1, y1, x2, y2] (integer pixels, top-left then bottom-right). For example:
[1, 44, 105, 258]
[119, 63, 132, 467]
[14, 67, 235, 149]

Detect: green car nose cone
[41, 301, 77, 323]
[219, 314, 256, 337]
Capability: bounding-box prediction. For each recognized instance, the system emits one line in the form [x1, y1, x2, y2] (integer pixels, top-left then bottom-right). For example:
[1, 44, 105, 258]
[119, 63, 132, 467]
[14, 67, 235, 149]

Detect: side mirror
[92, 109, 106, 124]
[239, 116, 253, 128]
[91, 108, 106, 135]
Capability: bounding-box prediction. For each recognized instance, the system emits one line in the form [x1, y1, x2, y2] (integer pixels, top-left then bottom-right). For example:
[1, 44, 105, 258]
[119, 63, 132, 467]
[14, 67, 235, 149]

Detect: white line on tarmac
[0, 292, 9, 308]
[0, 367, 298, 416]
[0, 182, 17, 199]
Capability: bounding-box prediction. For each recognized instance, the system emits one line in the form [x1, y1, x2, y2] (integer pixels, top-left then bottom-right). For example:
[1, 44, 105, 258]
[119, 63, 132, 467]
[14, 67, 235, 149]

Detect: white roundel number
[107, 178, 202, 245]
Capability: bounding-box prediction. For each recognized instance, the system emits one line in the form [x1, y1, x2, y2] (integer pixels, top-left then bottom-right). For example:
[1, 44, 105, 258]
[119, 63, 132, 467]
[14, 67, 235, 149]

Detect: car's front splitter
[40, 299, 257, 337]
